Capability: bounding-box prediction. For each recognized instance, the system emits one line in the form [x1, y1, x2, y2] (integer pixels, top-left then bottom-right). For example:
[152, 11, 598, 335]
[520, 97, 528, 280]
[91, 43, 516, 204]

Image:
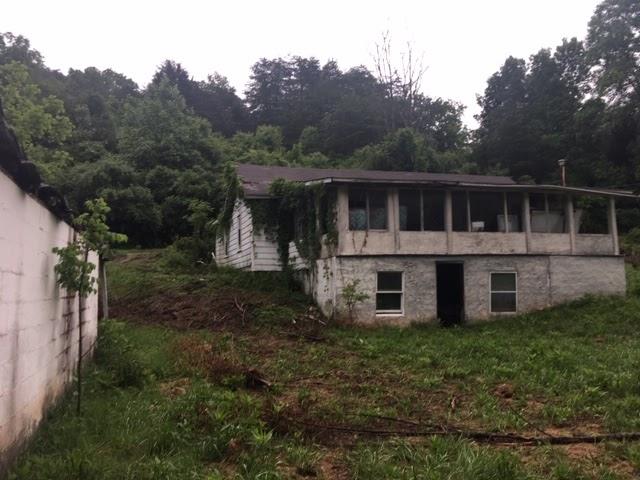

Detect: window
[470, 192, 503, 232]
[376, 272, 403, 314]
[452, 192, 468, 232]
[348, 188, 388, 230]
[490, 272, 517, 313]
[399, 189, 446, 231]
[423, 191, 445, 231]
[399, 190, 421, 231]
[530, 193, 566, 233]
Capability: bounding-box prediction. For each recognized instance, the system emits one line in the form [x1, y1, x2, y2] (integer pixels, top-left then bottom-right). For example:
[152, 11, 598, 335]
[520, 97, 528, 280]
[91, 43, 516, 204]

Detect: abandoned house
[216, 163, 633, 325]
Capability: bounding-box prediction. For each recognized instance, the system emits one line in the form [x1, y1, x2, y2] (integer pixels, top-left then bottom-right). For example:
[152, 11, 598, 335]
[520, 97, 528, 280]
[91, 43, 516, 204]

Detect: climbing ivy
[218, 166, 338, 270]
[215, 163, 243, 239]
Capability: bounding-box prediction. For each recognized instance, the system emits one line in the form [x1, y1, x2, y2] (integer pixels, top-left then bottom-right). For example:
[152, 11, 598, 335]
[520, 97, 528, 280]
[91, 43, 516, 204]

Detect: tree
[52, 198, 126, 413]
[0, 61, 73, 181]
[586, 0, 640, 104]
[118, 79, 220, 170]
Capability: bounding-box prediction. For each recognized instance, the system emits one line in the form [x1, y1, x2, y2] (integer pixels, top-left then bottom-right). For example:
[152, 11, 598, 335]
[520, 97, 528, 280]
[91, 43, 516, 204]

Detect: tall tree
[0, 61, 73, 181]
[586, 0, 640, 104]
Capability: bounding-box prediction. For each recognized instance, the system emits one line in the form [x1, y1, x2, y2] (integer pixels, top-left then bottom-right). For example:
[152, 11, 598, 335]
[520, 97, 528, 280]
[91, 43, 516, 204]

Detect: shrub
[95, 320, 148, 388]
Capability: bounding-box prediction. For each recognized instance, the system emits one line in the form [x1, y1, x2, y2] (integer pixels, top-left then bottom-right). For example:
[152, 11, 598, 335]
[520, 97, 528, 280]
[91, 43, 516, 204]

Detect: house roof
[236, 163, 639, 199]
[237, 163, 517, 198]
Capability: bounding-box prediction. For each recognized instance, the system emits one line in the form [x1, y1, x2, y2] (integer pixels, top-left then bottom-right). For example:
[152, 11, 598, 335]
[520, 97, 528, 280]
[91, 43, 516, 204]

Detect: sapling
[52, 198, 126, 413]
[342, 279, 369, 322]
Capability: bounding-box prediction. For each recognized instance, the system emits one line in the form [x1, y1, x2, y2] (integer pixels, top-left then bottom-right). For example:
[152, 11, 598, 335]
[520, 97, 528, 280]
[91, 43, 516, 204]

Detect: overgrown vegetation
[51, 198, 126, 413]
[10, 250, 640, 478]
[246, 179, 337, 269]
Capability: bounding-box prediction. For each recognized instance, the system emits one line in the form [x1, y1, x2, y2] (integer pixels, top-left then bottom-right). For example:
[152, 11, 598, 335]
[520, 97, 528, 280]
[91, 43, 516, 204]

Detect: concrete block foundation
[305, 255, 626, 325]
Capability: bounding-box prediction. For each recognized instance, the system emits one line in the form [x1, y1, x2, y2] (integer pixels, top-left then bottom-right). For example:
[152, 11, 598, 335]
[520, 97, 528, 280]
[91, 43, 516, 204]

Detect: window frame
[489, 271, 518, 314]
[375, 271, 404, 316]
[348, 188, 389, 232]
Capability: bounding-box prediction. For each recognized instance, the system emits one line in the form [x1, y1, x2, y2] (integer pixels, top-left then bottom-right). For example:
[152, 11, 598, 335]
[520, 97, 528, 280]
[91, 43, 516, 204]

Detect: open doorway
[436, 262, 464, 326]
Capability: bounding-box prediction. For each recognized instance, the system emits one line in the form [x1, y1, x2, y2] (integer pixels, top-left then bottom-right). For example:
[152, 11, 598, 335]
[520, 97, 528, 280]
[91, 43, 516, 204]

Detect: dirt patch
[172, 336, 245, 382]
[112, 287, 274, 330]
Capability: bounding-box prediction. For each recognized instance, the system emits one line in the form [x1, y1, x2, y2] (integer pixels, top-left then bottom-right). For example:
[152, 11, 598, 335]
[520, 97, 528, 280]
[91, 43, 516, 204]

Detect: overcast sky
[5, 0, 601, 127]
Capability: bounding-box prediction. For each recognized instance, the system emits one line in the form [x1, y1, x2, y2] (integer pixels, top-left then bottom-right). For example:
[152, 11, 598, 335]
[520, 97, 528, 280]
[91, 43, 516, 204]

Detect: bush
[621, 227, 640, 265]
[95, 320, 148, 388]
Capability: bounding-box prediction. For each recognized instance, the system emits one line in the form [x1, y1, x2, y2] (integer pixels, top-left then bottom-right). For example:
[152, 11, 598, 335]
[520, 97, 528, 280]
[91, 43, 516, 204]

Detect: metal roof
[236, 163, 638, 199]
[237, 163, 517, 197]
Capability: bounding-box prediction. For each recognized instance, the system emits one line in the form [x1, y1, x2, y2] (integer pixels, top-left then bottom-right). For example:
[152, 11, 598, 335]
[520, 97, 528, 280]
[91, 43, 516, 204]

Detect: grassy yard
[9, 250, 640, 479]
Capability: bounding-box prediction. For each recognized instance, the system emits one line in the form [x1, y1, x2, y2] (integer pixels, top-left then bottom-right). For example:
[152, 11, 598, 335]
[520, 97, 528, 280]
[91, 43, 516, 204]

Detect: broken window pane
[399, 190, 421, 231]
[348, 188, 367, 230]
[423, 191, 445, 231]
[368, 191, 388, 230]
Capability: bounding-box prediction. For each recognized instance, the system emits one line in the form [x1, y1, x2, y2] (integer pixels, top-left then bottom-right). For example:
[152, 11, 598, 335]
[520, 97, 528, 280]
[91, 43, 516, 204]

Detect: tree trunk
[100, 260, 108, 320]
[77, 248, 89, 415]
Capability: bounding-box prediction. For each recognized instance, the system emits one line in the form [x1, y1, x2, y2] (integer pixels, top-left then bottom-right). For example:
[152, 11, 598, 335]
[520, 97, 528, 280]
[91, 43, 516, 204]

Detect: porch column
[336, 186, 349, 255]
[522, 193, 532, 253]
[445, 190, 453, 253]
[466, 191, 471, 232]
[565, 195, 576, 254]
[608, 197, 620, 255]
[502, 192, 509, 233]
[389, 188, 399, 253]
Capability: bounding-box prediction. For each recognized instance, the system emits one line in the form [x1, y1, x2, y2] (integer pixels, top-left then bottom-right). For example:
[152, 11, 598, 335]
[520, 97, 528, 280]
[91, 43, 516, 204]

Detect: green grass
[9, 251, 640, 479]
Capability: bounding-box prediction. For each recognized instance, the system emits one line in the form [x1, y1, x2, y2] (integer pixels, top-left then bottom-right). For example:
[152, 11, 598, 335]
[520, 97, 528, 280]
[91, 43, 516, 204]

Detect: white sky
[5, 0, 601, 127]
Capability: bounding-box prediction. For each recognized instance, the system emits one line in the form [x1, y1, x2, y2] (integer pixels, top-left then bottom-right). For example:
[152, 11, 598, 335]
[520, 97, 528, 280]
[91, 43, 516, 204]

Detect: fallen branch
[283, 416, 640, 446]
[233, 297, 248, 325]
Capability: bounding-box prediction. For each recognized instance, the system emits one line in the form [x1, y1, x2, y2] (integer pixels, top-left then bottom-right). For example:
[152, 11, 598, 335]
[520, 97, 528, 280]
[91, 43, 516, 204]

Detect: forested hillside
[1, 0, 638, 246]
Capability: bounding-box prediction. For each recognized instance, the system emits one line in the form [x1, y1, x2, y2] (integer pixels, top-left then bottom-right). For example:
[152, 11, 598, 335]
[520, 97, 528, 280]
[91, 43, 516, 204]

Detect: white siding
[215, 199, 283, 271]
[288, 242, 308, 271]
[216, 200, 253, 270]
[252, 229, 281, 271]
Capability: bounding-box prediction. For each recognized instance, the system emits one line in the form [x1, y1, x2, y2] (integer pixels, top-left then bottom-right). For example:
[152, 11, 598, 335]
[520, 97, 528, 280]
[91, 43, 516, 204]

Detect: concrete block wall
[0, 170, 99, 473]
[310, 254, 626, 325]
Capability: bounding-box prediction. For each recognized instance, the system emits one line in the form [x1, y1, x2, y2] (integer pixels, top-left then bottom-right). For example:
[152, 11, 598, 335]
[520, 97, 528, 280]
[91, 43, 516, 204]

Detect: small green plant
[52, 198, 126, 413]
[342, 279, 369, 322]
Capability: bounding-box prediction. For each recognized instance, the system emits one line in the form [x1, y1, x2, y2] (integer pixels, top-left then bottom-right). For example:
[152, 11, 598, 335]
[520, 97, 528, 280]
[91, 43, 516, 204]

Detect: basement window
[349, 188, 388, 230]
[376, 271, 403, 314]
[490, 272, 517, 313]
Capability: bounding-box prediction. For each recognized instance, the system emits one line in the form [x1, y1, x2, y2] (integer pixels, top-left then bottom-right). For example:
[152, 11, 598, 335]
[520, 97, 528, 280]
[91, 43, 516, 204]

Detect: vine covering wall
[218, 166, 337, 270]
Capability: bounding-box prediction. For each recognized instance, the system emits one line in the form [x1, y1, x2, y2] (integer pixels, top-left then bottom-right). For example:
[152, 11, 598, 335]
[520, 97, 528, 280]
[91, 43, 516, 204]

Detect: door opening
[436, 262, 464, 326]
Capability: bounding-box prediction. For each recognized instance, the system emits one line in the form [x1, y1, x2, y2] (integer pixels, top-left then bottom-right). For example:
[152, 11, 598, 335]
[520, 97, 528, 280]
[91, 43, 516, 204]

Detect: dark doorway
[436, 263, 464, 326]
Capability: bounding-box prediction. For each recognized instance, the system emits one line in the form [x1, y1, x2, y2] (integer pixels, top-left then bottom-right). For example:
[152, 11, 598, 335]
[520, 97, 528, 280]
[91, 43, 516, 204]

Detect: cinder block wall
[312, 254, 626, 324]
[0, 170, 99, 473]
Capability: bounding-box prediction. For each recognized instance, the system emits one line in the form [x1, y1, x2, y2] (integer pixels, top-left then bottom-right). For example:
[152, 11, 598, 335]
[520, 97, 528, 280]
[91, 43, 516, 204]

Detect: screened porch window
[398, 189, 445, 231]
[349, 188, 388, 230]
